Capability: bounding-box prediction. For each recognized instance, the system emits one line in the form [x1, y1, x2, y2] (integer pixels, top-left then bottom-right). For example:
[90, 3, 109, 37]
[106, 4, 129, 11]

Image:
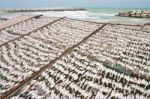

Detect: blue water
[0, 7, 150, 24]
[86, 8, 150, 24]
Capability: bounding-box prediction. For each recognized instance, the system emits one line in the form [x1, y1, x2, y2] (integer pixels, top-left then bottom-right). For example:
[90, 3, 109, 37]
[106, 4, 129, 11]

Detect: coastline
[0, 7, 150, 25]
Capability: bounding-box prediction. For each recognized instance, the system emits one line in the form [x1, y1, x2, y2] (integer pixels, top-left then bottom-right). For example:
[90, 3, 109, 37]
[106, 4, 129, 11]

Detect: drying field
[0, 15, 149, 99]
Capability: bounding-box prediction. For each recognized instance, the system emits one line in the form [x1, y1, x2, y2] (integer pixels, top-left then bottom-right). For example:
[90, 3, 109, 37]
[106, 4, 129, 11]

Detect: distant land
[0, 8, 86, 12]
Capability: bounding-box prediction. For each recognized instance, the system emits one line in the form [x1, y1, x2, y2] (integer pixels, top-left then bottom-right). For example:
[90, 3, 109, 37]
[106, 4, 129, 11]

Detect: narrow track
[0, 23, 107, 99]
[0, 15, 42, 31]
[0, 17, 66, 48]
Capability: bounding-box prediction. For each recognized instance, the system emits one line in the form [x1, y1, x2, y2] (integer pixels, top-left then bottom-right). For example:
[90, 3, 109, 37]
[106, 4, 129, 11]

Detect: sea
[0, 7, 150, 24]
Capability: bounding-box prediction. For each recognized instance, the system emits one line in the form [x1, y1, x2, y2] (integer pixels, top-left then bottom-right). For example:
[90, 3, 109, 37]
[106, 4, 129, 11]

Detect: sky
[0, 0, 150, 8]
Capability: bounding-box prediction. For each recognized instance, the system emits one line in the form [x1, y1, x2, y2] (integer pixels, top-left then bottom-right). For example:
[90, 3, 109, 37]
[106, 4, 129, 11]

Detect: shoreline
[1, 8, 150, 26]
